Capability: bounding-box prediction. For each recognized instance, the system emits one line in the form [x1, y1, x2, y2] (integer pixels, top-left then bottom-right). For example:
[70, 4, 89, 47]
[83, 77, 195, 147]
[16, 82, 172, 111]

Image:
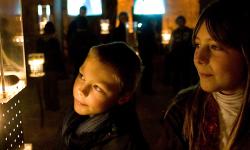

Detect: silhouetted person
[37, 21, 64, 111]
[112, 12, 128, 42]
[67, 5, 98, 78]
[138, 18, 158, 94]
[168, 15, 196, 93]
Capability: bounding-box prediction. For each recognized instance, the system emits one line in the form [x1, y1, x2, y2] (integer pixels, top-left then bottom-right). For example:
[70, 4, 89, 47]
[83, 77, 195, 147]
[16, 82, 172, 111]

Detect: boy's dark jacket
[58, 101, 148, 150]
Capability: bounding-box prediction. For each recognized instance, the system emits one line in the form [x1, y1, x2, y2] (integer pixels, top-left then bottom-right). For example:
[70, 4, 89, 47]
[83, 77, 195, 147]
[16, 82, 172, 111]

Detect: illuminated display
[37, 5, 51, 34]
[0, 0, 27, 104]
[67, 0, 102, 16]
[0, 0, 26, 149]
[133, 0, 165, 15]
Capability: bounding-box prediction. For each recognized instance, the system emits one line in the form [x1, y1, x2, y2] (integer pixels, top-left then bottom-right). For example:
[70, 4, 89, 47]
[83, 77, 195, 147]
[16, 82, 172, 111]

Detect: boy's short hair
[89, 42, 143, 96]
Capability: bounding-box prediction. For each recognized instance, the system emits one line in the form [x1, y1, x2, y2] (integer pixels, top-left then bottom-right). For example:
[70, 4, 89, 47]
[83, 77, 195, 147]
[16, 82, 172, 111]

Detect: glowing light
[134, 0, 165, 15]
[100, 19, 110, 34]
[0, 71, 26, 103]
[0, 77, 26, 103]
[12, 35, 24, 45]
[38, 5, 42, 16]
[46, 5, 50, 16]
[38, 5, 51, 34]
[161, 31, 171, 44]
[28, 53, 45, 77]
[137, 23, 142, 28]
[24, 143, 33, 150]
[67, 0, 102, 16]
[39, 17, 48, 34]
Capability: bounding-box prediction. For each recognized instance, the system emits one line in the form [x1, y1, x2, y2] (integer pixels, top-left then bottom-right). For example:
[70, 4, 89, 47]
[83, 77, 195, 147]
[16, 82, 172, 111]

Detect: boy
[60, 42, 148, 150]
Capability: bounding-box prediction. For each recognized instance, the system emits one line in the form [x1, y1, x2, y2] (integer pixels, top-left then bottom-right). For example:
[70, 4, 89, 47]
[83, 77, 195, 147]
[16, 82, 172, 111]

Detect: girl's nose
[194, 46, 210, 65]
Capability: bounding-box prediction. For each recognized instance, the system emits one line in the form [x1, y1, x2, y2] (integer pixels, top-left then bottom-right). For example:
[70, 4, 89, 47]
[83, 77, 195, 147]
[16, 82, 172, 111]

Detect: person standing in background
[67, 6, 98, 78]
[168, 15, 196, 93]
[138, 17, 158, 94]
[112, 12, 129, 43]
[37, 21, 65, 111]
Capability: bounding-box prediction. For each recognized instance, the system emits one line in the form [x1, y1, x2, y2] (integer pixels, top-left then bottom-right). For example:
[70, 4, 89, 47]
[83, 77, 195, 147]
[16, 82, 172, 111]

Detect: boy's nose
[78, 84, 90, 97]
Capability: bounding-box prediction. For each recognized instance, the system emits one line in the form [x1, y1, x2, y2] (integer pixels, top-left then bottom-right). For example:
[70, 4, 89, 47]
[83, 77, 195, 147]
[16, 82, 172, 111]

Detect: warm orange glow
[12, 35, 24, 44]
[0, 79, 25, 103]
[161, 31, 171, 44]
[117, 0, 134, 33]
[117, 0, 199, 34]
[162, 0, 199, 36]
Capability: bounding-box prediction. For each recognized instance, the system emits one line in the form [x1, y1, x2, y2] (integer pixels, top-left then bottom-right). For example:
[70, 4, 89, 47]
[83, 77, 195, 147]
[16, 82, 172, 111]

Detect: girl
[161, 1, 250, 149]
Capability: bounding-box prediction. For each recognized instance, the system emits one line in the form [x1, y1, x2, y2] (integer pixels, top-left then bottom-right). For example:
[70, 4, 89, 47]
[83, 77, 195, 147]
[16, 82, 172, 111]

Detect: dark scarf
[61, 101, 147, 150]
[62, 110, 115, 150]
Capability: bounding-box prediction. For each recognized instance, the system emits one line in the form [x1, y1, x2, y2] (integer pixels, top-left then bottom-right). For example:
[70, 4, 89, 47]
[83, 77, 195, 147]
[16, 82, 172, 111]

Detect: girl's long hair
[183, 0, 250, 149]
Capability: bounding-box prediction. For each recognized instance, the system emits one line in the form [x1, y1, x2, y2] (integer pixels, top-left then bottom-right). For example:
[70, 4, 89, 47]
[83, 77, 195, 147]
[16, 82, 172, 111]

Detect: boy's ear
[117, 95, 131, 105]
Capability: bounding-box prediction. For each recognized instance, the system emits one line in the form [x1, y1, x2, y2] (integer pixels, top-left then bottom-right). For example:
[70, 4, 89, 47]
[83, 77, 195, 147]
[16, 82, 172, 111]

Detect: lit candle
[28, 53, 45, 77]
[161, 31, 171, 45]
[100, 19, 110, 34]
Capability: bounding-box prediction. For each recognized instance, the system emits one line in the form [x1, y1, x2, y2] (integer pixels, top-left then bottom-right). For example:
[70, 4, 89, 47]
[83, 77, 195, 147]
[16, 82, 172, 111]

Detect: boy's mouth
[74, 98, 87, 106]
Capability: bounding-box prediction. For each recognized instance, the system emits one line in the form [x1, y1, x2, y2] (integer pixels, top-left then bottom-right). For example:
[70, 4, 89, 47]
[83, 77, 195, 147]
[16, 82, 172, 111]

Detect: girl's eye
[209, 43, 224, 51]
[194, 43, 200, 49]
[210, 44, 219, 50]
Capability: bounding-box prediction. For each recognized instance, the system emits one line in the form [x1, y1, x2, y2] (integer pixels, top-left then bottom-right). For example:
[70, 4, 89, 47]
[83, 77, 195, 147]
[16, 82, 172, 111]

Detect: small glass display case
[0, 0, 26, 103]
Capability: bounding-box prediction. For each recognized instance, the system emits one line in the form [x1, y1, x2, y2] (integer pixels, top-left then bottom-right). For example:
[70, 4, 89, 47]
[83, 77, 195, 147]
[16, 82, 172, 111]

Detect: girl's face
[194, 23, 246, 94]
[73, 54, 122, 116]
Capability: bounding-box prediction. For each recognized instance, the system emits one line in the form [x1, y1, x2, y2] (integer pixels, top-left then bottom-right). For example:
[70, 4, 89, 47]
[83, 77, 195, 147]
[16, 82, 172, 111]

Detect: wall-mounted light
[100, 19, 110, 34]
[46, 5, 50, 16]
[38, 4, 51, 34]
[38, 5, 42, 16]
[28, 53, 45, 78]
[12, 35, 24, 46]
[137, 22, 142, 29]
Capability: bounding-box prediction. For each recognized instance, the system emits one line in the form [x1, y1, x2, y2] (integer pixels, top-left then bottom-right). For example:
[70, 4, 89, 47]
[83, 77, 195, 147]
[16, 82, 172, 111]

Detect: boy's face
[73, 54, 122, 116]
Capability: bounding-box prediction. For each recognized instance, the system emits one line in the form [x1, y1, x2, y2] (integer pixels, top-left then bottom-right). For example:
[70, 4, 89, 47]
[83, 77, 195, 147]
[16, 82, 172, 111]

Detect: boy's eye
[78, 73, 85, 80]
[93, 85, 105, 94]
